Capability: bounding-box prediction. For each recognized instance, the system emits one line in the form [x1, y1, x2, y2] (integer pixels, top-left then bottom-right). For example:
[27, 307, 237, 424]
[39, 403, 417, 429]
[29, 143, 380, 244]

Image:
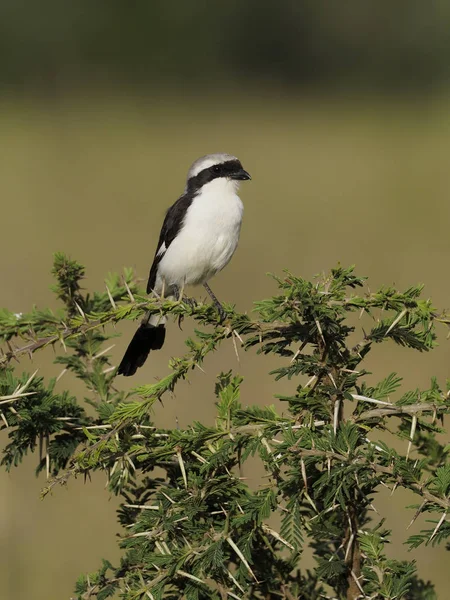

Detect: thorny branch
[291, 448, 450, 511]
[0, 297, 290, 368]
[352, 402, 449, 422]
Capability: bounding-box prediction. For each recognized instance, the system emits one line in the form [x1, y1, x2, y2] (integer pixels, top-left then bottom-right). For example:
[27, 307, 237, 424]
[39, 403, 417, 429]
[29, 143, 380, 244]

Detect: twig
[352, 402, 447, 423]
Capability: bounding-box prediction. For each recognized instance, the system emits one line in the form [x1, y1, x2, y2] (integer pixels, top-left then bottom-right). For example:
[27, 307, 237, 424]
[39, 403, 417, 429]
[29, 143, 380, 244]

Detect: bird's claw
[177, 296, 197, 329]
[216, 305, 227, 324]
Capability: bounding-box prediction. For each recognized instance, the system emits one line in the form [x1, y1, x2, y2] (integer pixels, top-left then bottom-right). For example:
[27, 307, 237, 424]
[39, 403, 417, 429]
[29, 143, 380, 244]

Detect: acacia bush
[1, 253, 449, 599]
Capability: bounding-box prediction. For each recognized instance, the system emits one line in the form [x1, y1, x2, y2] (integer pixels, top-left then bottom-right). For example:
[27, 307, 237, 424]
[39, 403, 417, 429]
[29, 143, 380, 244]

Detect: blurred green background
[1, 2, 450, 598]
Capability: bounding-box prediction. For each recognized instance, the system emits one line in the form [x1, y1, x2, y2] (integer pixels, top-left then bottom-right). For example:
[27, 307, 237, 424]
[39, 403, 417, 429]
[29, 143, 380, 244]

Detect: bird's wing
[146, 193, 194, 293]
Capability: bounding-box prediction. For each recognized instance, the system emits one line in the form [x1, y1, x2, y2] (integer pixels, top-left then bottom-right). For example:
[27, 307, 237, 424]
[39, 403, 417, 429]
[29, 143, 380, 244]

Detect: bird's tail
[117, 313, 166, 377]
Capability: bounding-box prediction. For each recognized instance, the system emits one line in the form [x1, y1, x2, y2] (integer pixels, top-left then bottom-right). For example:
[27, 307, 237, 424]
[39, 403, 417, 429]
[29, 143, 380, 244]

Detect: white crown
[187, 153, 238, 179]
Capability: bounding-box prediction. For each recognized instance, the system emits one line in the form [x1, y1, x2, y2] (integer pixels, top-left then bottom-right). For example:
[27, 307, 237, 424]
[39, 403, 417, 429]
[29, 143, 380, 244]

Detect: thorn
[56, 368, 67, 382]
[304, 491, 319, 514]
[226, 568, 245, 594]
[315, 318, 325, 346]
[369, 503, 379, 515]
[176, 449, 187, 488]
[262, 524, 295, 551]
[233, 329, 244, 345]
[177, 570, 205, 585]
[123, 279, 135, 302]
[351, 394, 393, 406]
[231, 330, 240, 364]
[259, 434, 272, 455]
[105, 285, 116, 310]
[161, 490, 175, 504]
[18, 369, 39, 394]
[345, 532, 355, 562]
[304, 375, 317, 388]
[329, 372, 337, 389]
[385, 308, 407, 336]
[406, 414, 417, 460]
[429, 511, 447, 542]
[291, 347, 301, 363]
[59, 335, 67, 353]
[333, 399, 340, 434]
[226, 537, 258, 582]
[407, 500, 427, 529]
[350, 570, 366, 597]
[74, 301, 88, 321]
[92, 344, 115, 360]
[191, 451, 208, 464]
[300, 458, 308, 491]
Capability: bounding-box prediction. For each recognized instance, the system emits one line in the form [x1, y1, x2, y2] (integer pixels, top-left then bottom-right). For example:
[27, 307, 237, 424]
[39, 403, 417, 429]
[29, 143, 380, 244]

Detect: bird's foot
[174, 285, 197, 308]
[177, 296, 197, 330]
[183, 296, 198, 309]
[213, 302, 227, 324]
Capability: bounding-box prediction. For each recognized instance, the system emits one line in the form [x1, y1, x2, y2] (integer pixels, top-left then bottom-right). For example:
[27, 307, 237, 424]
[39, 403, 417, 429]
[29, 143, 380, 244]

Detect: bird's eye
[212, 165, 221, 174]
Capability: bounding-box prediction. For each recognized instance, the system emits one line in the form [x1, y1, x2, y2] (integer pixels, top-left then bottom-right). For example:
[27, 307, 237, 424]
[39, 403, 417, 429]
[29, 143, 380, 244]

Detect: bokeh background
[1, 2, 450, 598]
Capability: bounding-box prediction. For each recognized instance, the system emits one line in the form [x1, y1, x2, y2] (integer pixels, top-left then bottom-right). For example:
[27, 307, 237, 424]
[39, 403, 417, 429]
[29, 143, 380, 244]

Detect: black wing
[146, 193, 194, 293]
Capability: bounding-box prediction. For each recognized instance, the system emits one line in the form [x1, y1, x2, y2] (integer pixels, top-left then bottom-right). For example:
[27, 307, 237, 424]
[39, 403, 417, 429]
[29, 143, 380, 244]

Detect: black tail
[117, 323, 166, 377]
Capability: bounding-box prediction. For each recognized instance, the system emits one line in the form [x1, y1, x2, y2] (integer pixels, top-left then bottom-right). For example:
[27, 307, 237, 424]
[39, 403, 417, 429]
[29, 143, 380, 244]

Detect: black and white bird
[117, 153, 251, 376]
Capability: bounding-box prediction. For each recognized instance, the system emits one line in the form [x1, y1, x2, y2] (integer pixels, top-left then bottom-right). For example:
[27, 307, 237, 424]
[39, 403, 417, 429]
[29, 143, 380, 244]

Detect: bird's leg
[203, 282, 226, 322]
[174, 283, 185, 329]
[175, 281, 197, 329]
[176, 279, 197, 308]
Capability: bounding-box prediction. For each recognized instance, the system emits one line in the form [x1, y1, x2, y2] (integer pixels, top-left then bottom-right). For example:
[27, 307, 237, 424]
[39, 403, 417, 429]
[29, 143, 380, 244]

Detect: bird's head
[186, 153, 251, 193]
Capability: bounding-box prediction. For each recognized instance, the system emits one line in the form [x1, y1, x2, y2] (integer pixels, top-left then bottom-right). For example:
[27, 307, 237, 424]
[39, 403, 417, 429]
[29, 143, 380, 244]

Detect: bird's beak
[231, 169, 251, 181]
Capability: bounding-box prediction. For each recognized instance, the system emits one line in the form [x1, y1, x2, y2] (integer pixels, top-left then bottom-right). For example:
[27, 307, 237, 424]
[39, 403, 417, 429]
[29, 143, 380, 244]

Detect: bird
[117, 153, 251, 377]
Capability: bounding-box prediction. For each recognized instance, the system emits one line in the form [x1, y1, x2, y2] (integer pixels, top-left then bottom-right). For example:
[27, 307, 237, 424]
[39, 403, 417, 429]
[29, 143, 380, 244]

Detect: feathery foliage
[1, 254, 449, 599]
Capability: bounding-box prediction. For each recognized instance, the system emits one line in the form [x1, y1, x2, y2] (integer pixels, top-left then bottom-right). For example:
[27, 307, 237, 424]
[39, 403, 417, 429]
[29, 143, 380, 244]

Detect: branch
[351, 402, 449, 423]
[290, 448, 450, 511]
[0, 296, 290, 368]
[0, 300, 150, 366]
[369, 462, 450, 511]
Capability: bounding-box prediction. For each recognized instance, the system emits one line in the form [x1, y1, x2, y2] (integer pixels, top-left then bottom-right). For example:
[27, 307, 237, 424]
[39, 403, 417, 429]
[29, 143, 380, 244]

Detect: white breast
[156, 179, 244, 290]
